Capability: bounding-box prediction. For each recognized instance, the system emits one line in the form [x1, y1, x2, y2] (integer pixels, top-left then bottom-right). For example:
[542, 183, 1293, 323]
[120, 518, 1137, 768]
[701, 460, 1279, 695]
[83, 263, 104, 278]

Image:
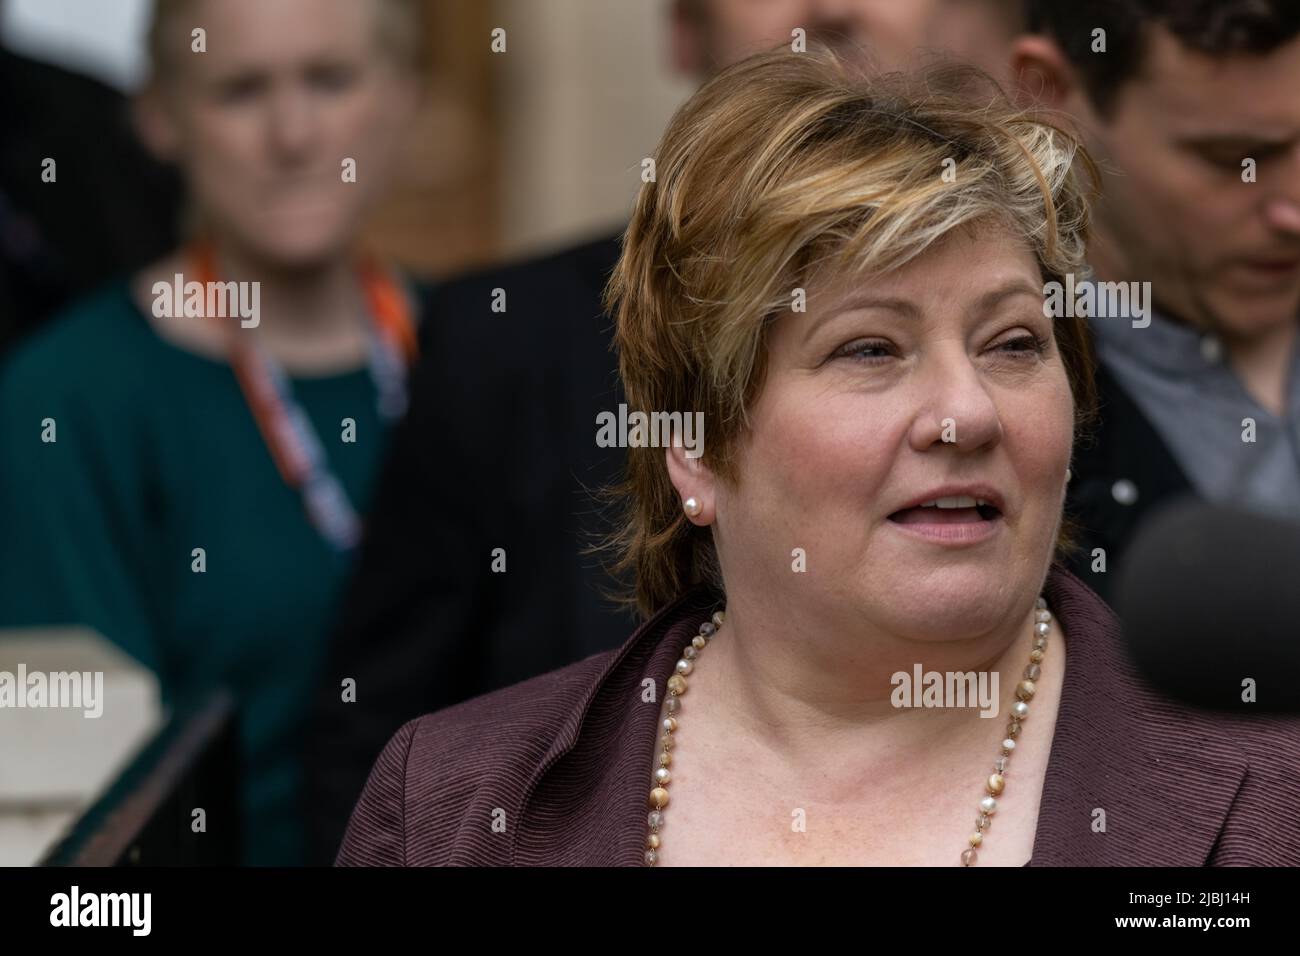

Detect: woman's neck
[692, 585, 1057, 776]
[207, 237, 371, 372]
[137, 239, 372, 375]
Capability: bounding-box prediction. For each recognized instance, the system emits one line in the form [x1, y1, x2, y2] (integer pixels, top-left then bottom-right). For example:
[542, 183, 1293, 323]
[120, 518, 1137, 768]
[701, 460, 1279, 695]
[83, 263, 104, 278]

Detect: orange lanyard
[192, 240, 417, 548]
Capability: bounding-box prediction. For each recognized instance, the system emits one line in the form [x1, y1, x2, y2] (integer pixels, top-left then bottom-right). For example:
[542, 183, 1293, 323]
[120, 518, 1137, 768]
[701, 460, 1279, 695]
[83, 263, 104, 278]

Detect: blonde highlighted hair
[603, 47, 1099, 617]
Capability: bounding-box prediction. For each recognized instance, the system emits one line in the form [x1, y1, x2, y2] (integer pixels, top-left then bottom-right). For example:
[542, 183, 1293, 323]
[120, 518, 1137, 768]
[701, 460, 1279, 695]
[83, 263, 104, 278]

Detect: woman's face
[141, 0, 417, 267]
[713, 224, 1074, 641]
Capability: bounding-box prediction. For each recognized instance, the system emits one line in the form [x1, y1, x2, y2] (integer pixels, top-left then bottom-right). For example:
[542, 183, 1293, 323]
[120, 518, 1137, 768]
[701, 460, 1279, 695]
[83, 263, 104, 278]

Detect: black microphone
[1113, 495, 1300, 713]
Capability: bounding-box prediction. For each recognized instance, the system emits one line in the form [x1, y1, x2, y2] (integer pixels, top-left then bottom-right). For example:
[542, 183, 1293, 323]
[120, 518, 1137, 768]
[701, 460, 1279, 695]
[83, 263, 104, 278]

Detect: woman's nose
[266, 86, 319, 160]
[909, 353, 1003, 452]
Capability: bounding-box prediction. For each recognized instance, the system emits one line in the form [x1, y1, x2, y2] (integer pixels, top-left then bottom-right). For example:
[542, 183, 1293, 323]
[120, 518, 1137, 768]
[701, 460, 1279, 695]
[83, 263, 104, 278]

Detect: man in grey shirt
[1014, 0, 1300, 598]
[1091, 305, 1300, 519]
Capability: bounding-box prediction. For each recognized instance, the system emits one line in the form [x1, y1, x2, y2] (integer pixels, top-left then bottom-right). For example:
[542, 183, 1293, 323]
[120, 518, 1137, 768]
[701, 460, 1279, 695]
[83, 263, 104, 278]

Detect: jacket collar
[1028, 566, 1247, 865]
[513, 584, 720, 865]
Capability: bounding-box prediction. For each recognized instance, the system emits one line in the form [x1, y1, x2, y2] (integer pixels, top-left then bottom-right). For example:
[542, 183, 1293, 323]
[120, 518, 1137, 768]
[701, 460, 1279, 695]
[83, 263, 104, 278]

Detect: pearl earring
[683, 497, 702, 517]
[1065, 468, 1073, 483]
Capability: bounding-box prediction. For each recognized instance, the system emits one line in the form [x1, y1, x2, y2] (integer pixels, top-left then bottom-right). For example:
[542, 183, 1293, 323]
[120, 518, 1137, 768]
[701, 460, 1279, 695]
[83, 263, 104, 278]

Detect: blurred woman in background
[0, 0, 424, 864]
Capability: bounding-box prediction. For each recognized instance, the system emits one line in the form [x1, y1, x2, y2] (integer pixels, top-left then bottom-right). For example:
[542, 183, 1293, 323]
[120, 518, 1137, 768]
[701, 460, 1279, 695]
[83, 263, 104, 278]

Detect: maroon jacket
[336, 565, 1300, 866]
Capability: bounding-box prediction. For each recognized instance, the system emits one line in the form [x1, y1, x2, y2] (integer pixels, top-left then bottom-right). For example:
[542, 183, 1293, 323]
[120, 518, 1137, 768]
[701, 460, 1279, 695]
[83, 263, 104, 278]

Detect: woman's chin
[222, 204, 355, 266]
[236, 231, 351, 272]
[856, 568, 1019, 639]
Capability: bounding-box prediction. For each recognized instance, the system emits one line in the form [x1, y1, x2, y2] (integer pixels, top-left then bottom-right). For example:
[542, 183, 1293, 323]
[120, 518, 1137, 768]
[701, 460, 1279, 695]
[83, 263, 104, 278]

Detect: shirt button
[1111, 479, 1139, 506]
[1200, 335, 1222, 364]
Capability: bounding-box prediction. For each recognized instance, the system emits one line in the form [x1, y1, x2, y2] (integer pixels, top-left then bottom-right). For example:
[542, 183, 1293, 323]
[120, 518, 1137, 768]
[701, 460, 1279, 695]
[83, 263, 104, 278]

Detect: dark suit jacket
[304, 234, 635, 863]
[0, 47, 181, 354]
[1065, 362, 1195, 602]
[335, 565, 1300, 866]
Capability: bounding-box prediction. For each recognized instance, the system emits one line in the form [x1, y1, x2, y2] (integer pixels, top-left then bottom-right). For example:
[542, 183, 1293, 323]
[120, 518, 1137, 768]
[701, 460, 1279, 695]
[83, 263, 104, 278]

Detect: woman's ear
[384, 60, 426, 126]
[664, 439, 717, 526]
[132, 85, 182, 165]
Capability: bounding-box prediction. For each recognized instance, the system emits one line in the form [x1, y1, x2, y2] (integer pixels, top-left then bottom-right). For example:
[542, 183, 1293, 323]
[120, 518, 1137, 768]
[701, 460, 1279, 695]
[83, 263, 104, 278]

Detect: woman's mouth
[887, 496, 1003, 543]
[889, 495, 1001, 523]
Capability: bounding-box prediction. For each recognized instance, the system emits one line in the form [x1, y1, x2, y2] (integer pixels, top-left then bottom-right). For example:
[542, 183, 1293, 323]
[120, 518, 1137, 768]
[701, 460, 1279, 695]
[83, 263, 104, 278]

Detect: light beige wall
[494, 0, 696, 257]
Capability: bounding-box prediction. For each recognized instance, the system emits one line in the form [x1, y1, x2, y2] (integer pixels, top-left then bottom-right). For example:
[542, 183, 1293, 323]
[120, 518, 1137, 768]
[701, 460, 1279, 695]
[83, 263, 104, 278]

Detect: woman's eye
[992, 334, 1047, 357]
[308, 64, 360, 93]
[834, 340, 894, 364]
[216, 75, 266, 104]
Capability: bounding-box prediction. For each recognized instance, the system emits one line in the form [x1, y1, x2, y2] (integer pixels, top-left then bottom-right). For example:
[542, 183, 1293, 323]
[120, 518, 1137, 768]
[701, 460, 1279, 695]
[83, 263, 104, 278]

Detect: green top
[0, 280, 399, 865]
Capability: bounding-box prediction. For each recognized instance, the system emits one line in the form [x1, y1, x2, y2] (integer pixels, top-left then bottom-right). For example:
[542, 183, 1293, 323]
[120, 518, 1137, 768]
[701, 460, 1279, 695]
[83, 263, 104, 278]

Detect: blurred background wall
[0, 0, 693, 276]
[492, 0, 694, 258]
